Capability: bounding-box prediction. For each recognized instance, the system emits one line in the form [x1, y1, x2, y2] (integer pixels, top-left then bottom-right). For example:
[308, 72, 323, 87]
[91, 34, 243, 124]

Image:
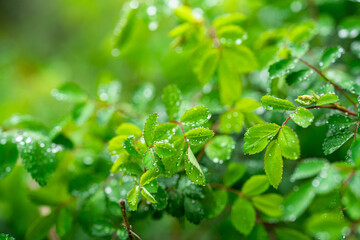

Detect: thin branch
[170, 120, 190, 148]
[210, 183, 243, 197]
[297, 58, 358, 108]
[130, 230, 143, 240]
[119, 199, 134, 240]
[306, 105, 356, 116]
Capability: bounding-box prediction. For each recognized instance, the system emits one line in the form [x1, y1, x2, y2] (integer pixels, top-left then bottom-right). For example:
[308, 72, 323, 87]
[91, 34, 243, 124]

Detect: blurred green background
[1, 0, 360, 239]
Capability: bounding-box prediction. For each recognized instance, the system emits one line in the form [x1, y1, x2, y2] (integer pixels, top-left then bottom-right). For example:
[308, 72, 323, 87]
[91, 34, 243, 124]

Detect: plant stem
[210, 183, 243, 197]
[297, 58, 358, 108]
[170, 120, 190, 148]
[119, 199, 134, 240]
[306, 105, 356, 116]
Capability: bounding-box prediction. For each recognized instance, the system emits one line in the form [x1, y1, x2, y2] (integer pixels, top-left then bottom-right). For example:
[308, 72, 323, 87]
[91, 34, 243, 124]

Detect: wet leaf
[320, 46, 345, 70]
[180, 106, 211, 127]
[278, 126, 300, 160]
[144, 113, 158, 147]
[185, 128, 214, 145]
[290, 159, 328, 181]
[231, 197, 255, 235]
[268, 59, 296, 79]
[264, 140, 283, 189]
[252, 193, 284, 217]
[162, 85, 182, 121]
[241, 175, 269, 196]
[127, 186, 140, 211]
[185, 147, 205, 185]
[261, 95, 296, 111]
[322, 131, 354, 155]
[316, 94, 339, 106]
[243, 123, 280, 154]
[290, 107, 314, 128]
[205, 135, 235, 163]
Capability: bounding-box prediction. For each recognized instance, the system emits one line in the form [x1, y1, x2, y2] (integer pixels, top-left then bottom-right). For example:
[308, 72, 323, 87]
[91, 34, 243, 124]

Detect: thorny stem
[119, 199, 134, 240]
[210, 183, 243, 197]
[297, 58, 358, 108]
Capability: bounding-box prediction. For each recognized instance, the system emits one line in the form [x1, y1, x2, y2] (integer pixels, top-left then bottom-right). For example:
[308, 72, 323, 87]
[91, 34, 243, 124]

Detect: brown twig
[210, 183, 243, 197]
[306, 105, 356, 116]
[119, 199, 134, 240]
[297, 58, 358, 108]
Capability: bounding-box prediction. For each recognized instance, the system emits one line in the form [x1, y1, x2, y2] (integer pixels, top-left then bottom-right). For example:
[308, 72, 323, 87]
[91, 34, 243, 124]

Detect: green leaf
[184, 197, 205, 224]
[113, 5, 137, 51]
[96, 107, 115, 126]
[185, 147, 205, 185]
[97, 76, 121, 103]
[180, 106, 211, 127]
[290, 107, 314, 128]
[235, 98, 261, 112]
[0, 234, 15, 240]
[17, 132, 58, 186]
[268, 59, 296, 79]
[119, 162, 143, 176]
[192, 45, 220, 85]
[217, 25, 246, 47]
[218, 58, 241, 106]
[153, 123, 177, 142]
[205, 135, 235, 163]
[108, 135, 127, 155]
[264, 140, 283, 189]
[243, 123, 281, 154]
[219, 110, 244, 133]
[127, 185, 140, 211]
[328, 114, 356, 132]
[111, 153, 129, 173]
[51, 82, 87, 103]
[140, 170, 160, 186]
[203, 188, 228, 218]
[313, 165, 342, 194]
[123, 136, 142, 158]
[25, 211, 58, 240]
[212, 13, 247, 29]
[283, 182, 315, 221]
[155, 142, 175, 158]
[223, 45, 258, 73]
[144, 113, 158, 147]
[141, 187, 157, 203]
[342, 188, 360, 220]
[162, 85, 182, 121]
[169, 22, 192, 38]
[174, 5, 199, 23]
[143, 179, 158, 194]
[185, 128, 214, 145]
[278, 126, 300, 160]
[223, 162, 246, 187]
[322, 131, 354, 155]
[320, 46, 345, 70]
[153, 186, 168, 210]
[252, 193, 284, 217]
[285, 69, 312, 85]
[231, 197, 256, 235]
[241, 175, 269, 196]
[290, 159, 328, 181]
[275, 227, 311, 240]
[316, 94, 339, 106]
[261, 95, 296, 111]
[305, 212, 349, 240]
[352, 139, 360, 167]
[247, 224, 269, 240]
[72, 101, 95, 126]
[0, 137, 18, 179]
[56, 208, 73, 237]
[116, 123, 142, 137]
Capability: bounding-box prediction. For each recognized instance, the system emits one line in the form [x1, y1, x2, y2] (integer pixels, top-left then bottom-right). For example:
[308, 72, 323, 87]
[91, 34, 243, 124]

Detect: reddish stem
[297, 58, 358, 108]
[170, 120, 190, 148]
[306, 105, 356, 116]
